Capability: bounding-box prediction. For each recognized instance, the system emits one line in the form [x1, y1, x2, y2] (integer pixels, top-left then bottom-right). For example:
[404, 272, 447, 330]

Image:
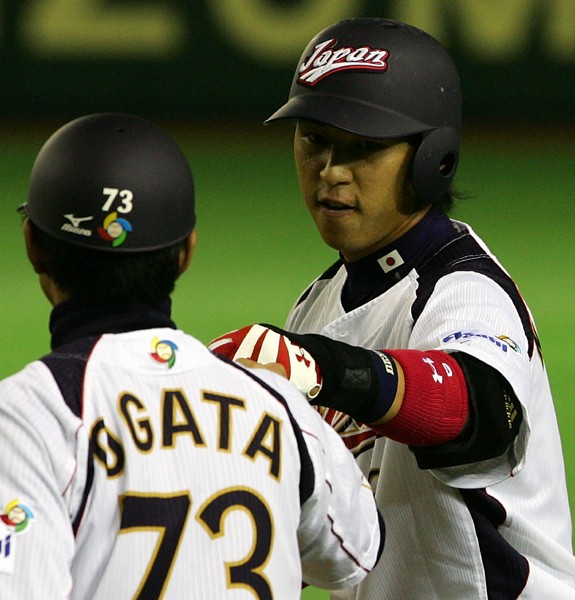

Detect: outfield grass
[1, 122, 573, 599]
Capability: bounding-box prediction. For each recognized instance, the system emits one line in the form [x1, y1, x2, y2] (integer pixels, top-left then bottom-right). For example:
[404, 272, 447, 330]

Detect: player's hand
[236, 357, 288, 378]
[208, 324, 322, 400]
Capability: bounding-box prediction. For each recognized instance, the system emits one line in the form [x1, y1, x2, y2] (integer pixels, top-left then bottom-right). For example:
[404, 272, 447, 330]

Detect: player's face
[294, 121, 428, 262]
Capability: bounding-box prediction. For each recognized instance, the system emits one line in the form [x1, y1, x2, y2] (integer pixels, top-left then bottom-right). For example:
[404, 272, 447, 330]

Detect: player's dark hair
[28, 220, 184, 305]
[431, 185, 457, 214]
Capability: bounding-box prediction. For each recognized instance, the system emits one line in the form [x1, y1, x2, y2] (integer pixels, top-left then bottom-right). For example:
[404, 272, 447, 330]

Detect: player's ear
[23, 218, 48, 274]
[177, 229, 197, 277]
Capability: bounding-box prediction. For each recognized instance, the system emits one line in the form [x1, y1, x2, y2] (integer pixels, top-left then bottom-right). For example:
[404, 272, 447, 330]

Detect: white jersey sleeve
[247, 368, 383, 589]
[0, 361, 86, 598]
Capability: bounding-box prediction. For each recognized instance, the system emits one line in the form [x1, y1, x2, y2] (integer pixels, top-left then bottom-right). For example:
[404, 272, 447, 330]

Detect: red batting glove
[209, 324, 323, 400]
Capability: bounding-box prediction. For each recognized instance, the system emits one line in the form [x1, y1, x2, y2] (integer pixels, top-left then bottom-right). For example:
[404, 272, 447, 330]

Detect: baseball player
[209, 18, 575, 599]
[0, 113, 383, 599]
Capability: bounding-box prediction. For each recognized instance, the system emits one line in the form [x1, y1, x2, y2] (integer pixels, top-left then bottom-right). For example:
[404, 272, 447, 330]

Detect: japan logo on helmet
[297, 38, 389, 86]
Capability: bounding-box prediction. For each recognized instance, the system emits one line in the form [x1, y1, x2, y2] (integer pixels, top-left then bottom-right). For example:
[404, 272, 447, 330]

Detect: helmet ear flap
[411, 127, 459, 206]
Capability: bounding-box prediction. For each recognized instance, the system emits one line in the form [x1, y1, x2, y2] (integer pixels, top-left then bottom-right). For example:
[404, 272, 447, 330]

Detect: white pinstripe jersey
[0, 320, 382, 599]
[285, 213, 575, 599]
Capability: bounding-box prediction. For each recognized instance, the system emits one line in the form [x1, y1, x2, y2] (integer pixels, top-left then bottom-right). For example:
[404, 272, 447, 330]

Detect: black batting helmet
[265, 18, 462, 205]
[23, 113, 196, 252]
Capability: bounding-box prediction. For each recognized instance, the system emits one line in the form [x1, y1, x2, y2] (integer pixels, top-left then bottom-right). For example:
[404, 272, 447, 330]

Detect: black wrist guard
[262, 324, 380, 423]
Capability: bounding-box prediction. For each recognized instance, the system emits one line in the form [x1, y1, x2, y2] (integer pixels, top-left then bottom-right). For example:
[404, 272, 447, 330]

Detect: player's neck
[39, 273, 69, 307]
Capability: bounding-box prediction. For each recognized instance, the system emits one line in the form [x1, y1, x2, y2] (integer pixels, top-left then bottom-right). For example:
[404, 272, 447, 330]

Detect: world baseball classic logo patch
[0, 499, 34, 575]
[150, 337, 178, 368]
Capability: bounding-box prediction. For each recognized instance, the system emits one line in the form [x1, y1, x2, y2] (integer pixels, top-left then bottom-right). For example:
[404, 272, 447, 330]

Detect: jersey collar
[340, 210, 460, 311]
[49, 298, 176, 350]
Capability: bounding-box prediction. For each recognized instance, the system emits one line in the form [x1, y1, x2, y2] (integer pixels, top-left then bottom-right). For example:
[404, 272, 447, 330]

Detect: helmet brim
[265, 93, 434, 139]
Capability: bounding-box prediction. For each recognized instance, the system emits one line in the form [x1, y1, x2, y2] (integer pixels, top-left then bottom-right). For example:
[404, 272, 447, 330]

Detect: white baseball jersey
[0, 304, 382, 599]
[285, 211, 575, 599]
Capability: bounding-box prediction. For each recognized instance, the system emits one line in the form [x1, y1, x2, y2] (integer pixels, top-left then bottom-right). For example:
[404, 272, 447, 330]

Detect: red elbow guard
[374, 350, 469, 447]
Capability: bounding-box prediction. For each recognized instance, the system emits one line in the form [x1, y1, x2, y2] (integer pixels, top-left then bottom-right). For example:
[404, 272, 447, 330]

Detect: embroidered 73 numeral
[120, 488, 273, 599]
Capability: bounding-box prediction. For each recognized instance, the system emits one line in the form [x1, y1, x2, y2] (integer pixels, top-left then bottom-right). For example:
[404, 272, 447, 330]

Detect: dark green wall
[1, 0, 574, 122]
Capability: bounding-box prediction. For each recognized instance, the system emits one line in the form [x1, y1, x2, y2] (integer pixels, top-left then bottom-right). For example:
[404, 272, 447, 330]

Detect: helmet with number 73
[23, 113, 196, 252]
[266, 18, 462, 206]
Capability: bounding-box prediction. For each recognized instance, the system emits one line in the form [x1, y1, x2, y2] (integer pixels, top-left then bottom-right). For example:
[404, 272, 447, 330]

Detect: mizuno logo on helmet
[298, 38, 389, 86]
[61, 223, 92, 237]
[63, 213, 94, 228]
[61, 214, 94, 237]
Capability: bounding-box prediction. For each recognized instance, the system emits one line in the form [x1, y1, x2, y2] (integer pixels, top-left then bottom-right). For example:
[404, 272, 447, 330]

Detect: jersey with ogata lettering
[0, 308, 382, 599]
[285, 211, 575, 599]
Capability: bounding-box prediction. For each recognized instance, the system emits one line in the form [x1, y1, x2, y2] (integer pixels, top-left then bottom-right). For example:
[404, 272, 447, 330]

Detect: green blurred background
[1, 123, 574, 600]
[1, 2, 574, 599]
